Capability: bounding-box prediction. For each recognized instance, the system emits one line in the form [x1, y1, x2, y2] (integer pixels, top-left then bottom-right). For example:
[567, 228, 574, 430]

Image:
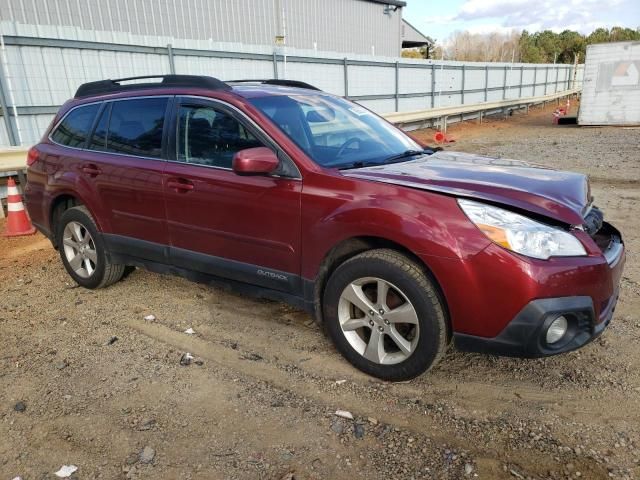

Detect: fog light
[546, 316, 568, 344]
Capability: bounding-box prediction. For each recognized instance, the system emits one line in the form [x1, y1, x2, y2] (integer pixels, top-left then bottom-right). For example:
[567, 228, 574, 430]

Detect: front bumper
[451, 226, 624, 357]
[453, 292, 618, 357]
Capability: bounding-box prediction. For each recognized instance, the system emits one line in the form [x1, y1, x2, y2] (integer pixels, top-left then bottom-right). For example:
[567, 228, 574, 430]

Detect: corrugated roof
[364, 0, 407, 7]
[401, 19, 432, 46]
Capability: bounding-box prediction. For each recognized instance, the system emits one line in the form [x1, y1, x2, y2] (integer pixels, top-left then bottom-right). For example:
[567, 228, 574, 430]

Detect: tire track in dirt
[149, 301, 640, 428]
[589, 177, 640, 187]
[125, 317, 612, 479]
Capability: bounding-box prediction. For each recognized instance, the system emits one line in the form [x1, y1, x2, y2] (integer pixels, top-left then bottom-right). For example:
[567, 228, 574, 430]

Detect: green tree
[586, 28, 610, 44]
[458, 26, 639, 64]
[519, 26, 640, 64]
[558, 30, 585, 63]
[401, 45, 431, 59]
[609, 26, 640, 41]
[519, 30, 545, 63]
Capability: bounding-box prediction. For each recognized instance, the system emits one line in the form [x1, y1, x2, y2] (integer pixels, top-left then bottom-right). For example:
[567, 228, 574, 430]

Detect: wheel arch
[49, 192, 102, 248]
[311, 236, 451, 337]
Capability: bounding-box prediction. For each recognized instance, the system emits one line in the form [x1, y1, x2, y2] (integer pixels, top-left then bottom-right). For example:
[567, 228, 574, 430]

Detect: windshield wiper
[381, 149, 425, 164]
[337, 150, 428, 171]
[337, 161, 376, 170]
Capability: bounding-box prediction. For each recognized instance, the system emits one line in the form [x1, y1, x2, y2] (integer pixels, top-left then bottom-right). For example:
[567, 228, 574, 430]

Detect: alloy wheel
[62, 221, 98, 278]
[337, 277, 420, 365]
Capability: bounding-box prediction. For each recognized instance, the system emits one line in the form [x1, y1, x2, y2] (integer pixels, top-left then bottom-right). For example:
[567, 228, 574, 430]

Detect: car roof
[73, 75, 325, 101]
[229, 84, 330, 99]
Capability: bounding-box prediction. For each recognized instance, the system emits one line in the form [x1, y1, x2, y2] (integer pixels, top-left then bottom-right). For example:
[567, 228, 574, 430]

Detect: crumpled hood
[342, 151, 591, 225]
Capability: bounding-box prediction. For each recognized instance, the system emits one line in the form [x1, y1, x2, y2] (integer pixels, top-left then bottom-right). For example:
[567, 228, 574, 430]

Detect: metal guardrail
[0, 146, 28, 174]
[384, 88, 581, 131]
[0, 147, 28, 217]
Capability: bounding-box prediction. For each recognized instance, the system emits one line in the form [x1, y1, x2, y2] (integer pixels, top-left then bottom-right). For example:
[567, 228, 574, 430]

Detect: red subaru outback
[25, 75, 624, 380]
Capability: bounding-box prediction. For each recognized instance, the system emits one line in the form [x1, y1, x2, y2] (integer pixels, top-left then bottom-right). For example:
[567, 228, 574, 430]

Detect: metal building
[401, 19, 432, 49]
[0, 0, 410, 57]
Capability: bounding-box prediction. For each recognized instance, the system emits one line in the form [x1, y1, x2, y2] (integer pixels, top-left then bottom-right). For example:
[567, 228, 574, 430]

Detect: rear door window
[100, 97, 168, 158]
[51, 103, 100, 148]
[87, 103, 110, 151]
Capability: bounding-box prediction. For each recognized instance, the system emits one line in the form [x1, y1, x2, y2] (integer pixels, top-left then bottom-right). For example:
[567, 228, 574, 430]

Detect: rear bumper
[453, 292, 618, 357]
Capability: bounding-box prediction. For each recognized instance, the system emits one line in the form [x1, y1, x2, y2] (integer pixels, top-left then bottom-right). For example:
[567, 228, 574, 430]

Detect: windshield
[248, 93, 423, 169]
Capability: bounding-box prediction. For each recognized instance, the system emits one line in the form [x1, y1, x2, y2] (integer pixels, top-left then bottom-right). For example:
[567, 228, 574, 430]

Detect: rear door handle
[81, 164, 101, 176]
[167, 179, 194, 192]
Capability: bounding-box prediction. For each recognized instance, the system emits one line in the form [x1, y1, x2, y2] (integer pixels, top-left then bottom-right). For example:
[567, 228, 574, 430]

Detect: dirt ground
[1, 101, 639, 480]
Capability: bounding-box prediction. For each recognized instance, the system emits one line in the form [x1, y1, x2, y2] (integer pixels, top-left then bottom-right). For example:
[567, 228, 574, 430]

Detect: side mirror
[232, 147, 279, 175]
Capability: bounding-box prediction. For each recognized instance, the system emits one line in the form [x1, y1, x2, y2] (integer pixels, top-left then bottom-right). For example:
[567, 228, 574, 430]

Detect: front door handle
[81, 163, 101, 176]
[167, 179, 195, 192]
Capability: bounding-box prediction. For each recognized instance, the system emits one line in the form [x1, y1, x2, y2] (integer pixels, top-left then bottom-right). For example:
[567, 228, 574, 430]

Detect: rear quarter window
[50, 103, 100, 148]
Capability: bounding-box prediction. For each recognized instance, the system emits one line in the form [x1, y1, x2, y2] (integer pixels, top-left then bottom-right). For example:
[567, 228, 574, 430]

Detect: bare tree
[445, 30, 521, 62]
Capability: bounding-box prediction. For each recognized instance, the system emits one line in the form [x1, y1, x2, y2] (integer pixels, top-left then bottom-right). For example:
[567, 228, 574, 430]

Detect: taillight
[26, 147, 39, 167]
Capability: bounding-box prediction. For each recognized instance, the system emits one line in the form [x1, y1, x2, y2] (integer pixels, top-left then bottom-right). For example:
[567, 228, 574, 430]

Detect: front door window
[176, 105, 263, 168]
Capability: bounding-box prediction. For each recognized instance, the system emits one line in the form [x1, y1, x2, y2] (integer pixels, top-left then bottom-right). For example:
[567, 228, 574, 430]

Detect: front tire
[56, 206, 125, 289]
[323, 249, 448, 381]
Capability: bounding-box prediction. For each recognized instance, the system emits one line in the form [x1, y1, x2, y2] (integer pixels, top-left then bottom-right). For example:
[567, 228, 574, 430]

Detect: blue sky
[403, 0, 640, 44]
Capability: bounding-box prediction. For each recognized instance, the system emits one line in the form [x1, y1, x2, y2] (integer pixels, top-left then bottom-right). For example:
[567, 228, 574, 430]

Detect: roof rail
[227, 79, 321, 91]
[74, 75, 231, 98]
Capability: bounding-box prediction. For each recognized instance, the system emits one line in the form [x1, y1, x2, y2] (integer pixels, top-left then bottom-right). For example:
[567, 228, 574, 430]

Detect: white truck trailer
[579, 41, 640, 126]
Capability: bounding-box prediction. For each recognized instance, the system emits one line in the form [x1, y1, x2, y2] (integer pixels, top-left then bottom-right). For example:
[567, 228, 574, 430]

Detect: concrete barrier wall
[0, 20, 584, 147]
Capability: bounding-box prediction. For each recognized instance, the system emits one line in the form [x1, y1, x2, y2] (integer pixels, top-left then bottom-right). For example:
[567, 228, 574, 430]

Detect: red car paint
[25, 83, 624, 345]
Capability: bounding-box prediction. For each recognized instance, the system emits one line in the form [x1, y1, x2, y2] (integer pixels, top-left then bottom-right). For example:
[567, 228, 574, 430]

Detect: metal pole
[343, 57, 349, 98]
[430, 63, 435, 108]
[545, 66, 549, 95]
[281, 4, 287, 79]
[0, 34, 21, 145]
[484, 65, 489, 102]
[272, 51, 278, 79]
[533, 66, 538, 96]
[503, 65, 508, 100]
[394, 61, 399, 112]
[461, 64, 465, 105]
[519, 66, 523, 98]
[0, 58, 17, 146]
[437, 53, 444, 107]
[166, 44, 176, 74]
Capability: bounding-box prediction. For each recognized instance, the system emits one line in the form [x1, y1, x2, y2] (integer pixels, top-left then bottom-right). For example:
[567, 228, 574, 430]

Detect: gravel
[1, 102, 639, 479]
[138, 446, 155, 464]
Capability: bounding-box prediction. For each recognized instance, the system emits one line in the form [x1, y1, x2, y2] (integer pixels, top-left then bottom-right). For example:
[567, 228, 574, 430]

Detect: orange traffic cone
[3, 177, 36, 237]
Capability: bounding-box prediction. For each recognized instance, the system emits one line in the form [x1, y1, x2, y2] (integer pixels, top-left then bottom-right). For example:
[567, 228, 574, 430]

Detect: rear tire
[323, 249, 448, 381]
[55, 206, 125, 289]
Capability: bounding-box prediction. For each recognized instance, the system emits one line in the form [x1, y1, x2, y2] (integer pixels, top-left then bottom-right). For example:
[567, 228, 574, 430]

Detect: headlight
[458, 199, 587, 260]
